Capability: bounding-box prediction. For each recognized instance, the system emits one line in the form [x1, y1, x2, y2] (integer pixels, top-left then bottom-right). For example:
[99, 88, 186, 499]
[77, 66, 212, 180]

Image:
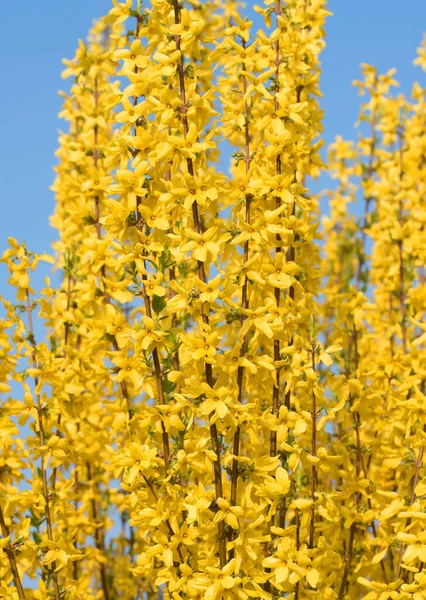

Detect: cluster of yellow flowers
[1, 0, 426, 598]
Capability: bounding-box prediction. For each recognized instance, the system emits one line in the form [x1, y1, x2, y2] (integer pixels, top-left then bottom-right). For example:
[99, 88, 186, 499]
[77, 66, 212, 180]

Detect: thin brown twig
[395, 421, 426, 580]
[52, 273, 74, 492]
[356, 86, 377, 289]
[141, 474, 184, 564]
[338, 325, 363, 598]
[0, 504, 26, 599]
[352, 102, 388, 583]
[173, 0, 226, 568]
[129, 12, 171, 472]
[396, 128, 407, 353]
[270, 0, 283, 461]
[25, 292, 61, 600]
[295, 506, 300, 600]
[264, 2, 284, 591]
[229, 37, 252, 557]
[136, 238, 171, 470]
[87, 464, 110, 600]
[309, 333, 317, 550]
[92, 76, 132, 417]
[89, 74, 120, 600]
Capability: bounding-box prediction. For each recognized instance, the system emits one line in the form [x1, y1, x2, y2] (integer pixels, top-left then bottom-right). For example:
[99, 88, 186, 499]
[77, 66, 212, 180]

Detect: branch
[173, 0, 226, 568]
[0, 504, 26, 599]
[229, 37, 252, 556]
[25, 292, 60, 600]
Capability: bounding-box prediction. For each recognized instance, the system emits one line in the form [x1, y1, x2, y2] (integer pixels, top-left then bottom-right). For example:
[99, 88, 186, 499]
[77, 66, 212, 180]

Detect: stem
[395, 421, 426, 580]
[164, 129, 181, 374]
[397, 129, 407, 353]
[356, 99, 376, 289]
[270, 0, 283, 460]
[352, 117, 390, 579]
[92, 76, 133, 417]
[264, 4, 285, 591]
[73, 460, 80, 581]
[131, 12, 172, 471]
[338, 325, 363, 598]
[0, 505, 26, 599]
[89, 75, 122, 600]
[392, 134, 411, 583]
[87, 464, 110, 600]
[338, 524, 357, 600]
[52, 273, 73, 491]
[141, 474, 184, 564]
[229, 38, 251, 553]
[136, 238, 171, 471]
[173, 0, 226, 568]
[295, 507, 300, 600]
[25, 292, 60, 600]
[309, 336, 317, 550]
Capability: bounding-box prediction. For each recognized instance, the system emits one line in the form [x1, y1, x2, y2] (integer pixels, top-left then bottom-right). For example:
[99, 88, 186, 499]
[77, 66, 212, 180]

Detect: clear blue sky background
[1, 0, 425, 261]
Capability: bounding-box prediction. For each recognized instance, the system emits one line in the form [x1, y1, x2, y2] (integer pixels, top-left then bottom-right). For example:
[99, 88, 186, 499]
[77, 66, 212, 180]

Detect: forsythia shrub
[1, 0, 426, 599]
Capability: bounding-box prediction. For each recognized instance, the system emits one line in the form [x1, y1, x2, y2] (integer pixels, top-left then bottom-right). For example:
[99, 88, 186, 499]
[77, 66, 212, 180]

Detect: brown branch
[52, 273, 74, 492]
[278, 75, 304, 538]
[92, 76, 133, 417]
[129, 13, 171, 472]
[352, 106, 388, 581]
[136, 238, 171, 471]
[395, 422, 426, 580]
[24, 292, 60, 600]
[356, 90, 377, 289]
[89, 75, 119, 600]
[269, 0, 283, 460]
[338, 324, 363, 598]
[0, 504, 26, 599]
[229, 38, 252, 556]
[141, 474, 184, 564]
[397, 128, 407, 353]
[309, 334, 317, 550]
[173, 0, 226, 568]
[72, 460, 80, 581]
[295, 506, 300, 599]
[264, 3, 285, 592]
[87, 464, 110, 600]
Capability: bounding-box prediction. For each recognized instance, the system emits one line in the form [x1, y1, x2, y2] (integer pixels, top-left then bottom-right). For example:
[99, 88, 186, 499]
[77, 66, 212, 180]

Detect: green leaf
[152, 294, 166, 315]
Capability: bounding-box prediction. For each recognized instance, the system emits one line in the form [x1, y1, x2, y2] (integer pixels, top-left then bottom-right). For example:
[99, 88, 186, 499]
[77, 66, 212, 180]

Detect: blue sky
[0, 0, 425, 261]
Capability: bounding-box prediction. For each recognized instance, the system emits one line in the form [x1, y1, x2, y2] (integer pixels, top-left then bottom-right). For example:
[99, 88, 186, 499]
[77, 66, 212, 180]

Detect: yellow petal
[226, 513, 240, 530]
[221, 576, 235, 590]
[306, 568, 319, 588]
[276, 565, 289, 584]
[372, 547, 388, 564]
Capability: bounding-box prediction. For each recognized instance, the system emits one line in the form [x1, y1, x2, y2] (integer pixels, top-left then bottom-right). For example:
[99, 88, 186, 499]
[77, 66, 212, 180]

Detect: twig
[173, 0, 226, 568]
[396, 128, 407, 353]
[25, 292, 61, 600]
[0, 505, 26, 599]
[229, 37, 252, 556]
[309, 331, 317, 550]
[87, 464, 110, 600]
[338, 325, 363, 598]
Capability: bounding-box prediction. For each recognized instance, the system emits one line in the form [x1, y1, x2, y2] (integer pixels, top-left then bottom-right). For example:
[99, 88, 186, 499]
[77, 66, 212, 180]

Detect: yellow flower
[188, 330, 218, 364]
[103, 276, 133, 304]
[213, 497, 243, 530]
[397, 532, 426, 564]
[199, 382, 233, 421]
[182, 228, 220, 262]
[43, 538, 81, 572]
